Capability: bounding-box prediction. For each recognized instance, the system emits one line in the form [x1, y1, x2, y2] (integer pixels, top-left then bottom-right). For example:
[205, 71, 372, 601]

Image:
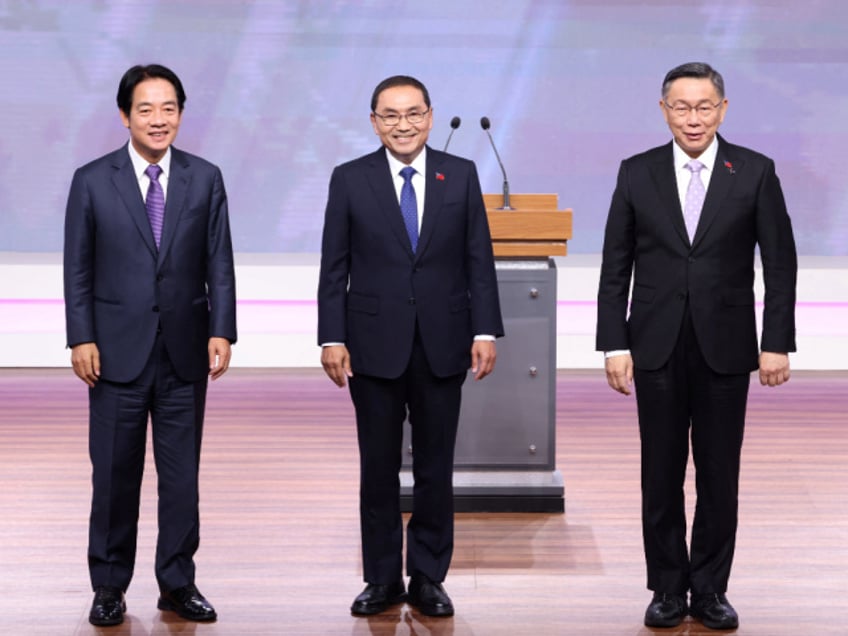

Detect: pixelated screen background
[1, 1, 845, 255]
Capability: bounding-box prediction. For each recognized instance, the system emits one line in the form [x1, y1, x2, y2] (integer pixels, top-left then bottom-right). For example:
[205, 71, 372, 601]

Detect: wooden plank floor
[0, 368, 846, 635]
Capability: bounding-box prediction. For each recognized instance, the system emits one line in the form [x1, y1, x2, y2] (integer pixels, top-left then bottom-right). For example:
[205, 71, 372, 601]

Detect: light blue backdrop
[2, 1, 845, 255]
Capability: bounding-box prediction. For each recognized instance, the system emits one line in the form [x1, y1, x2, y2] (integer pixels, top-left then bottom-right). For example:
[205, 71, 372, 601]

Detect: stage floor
[1, 368, 845, 635]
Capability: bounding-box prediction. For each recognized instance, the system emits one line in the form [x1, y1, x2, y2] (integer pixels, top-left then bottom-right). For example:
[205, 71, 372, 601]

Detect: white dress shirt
[672, 135, 718, 211]
[127, 142, 171, 204]
[385, 146, 426, 233]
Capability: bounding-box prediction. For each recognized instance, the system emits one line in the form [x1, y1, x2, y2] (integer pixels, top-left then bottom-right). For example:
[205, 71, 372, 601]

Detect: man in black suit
[596, 62, 797, 630]
[64, 64, 236, 626]
[317, 75, 503, 618]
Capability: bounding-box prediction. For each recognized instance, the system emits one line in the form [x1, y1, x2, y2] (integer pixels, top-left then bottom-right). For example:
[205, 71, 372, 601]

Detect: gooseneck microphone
[480, 116, 513, 209]
[443, 116, 461, 152]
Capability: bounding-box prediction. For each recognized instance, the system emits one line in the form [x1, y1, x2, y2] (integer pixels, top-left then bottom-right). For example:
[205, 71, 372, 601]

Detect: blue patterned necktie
[683, 160, 706, 242]
[399, 166, 418, 252]
[145, 164, 165, 248]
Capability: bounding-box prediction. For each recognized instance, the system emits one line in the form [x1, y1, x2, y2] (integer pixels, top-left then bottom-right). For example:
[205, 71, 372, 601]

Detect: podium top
[483, 193, 559, 210]
[483, 194, 572, 258]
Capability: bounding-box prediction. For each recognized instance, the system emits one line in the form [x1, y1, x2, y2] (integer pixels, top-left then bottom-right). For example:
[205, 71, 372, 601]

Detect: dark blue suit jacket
[317, 146, 503, 379]
[596, 135, 797, 373]
[64, 144, 237, 383]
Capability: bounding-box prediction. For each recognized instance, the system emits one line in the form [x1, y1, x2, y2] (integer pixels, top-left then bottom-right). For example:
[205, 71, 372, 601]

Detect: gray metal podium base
[399, 470, 564, 513]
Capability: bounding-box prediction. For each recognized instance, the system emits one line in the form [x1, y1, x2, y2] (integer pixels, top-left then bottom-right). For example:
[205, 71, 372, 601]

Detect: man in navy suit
[64, 64, 236, 626]
[596, 62, 797, 630]
[318, 75, 503, 618]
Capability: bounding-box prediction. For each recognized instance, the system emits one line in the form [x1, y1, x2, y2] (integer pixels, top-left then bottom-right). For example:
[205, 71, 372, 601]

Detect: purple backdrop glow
[2, 1, 846, 255]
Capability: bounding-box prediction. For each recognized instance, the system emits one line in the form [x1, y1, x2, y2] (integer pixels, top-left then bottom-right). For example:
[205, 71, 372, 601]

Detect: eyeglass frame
[663, 99, 724, 119]
[372, 108, 431, 127]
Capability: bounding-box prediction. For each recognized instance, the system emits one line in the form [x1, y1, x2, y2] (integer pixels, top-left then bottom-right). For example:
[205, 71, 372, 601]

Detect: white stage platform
[1, 253, 845, 370]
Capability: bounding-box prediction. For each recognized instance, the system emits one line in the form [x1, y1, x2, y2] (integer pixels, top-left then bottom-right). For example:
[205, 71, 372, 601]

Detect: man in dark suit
[318, 75, 503, 618]
[596, 62, 797, 630]
[64, 64, 236, 626]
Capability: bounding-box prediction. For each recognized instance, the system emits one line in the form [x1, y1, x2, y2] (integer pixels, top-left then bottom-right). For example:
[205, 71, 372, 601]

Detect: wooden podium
[484, 193, 573, 257]
[401, 194, 572, 512]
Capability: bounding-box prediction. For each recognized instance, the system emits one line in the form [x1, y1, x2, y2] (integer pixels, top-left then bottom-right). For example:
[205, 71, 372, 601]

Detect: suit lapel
[365, 148, 416, 256]
[416, 147, 446, 260]
[648, 143, 690, 246]
[691, 140, 741, 248]
[157, 146, 191, 268]
[111, 145, 157, 258]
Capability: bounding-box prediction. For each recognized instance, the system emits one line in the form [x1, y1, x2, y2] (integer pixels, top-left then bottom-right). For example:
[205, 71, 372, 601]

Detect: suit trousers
[87, 333, 208, 593]
[634, 306, 749, 595]
[348, 329, 465, 585]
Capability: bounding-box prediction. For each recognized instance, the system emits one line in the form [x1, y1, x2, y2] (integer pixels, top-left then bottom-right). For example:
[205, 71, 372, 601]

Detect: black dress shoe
[157, 584, 217, 622]
[644, 592, 687, 628]
[89, 586, 126, 626]
[350, 581, 406, 616]
[408, 576, 454, 617]
[690, 593, 739, 630]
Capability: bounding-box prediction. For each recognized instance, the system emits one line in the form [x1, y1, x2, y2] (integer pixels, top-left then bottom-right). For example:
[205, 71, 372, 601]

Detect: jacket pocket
[449, 291, 471, 313]
[347, 292, 379, 315]
[631, 284, 655, 304]
[722, 289, 754, 306]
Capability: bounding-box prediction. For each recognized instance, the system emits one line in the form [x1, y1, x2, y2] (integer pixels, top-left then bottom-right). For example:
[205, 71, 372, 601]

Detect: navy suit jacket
[64, 144, 237, 383]
[596, 135, 797, 374]
[317, 146, 503, 379]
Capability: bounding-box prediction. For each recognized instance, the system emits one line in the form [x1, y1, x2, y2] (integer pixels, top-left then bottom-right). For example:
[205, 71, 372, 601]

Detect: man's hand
[322, 344, 353, 387]
[71, 342, 100, 387]
[208, 337, 232, 380]
[605, 352, 633, 395]
[759, 351, 790, 387]
[470, 340, 497, 381]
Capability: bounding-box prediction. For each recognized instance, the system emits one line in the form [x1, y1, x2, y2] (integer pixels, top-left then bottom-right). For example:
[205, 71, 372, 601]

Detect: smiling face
[119, 77, 182, 164]
[660, 77, 727, 159]
[370, 84, 433, 164]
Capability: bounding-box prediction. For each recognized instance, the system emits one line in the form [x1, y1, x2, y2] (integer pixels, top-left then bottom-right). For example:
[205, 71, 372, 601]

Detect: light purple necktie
[399, 166, 418, 252]
[683, 160, 706, 242]
[144, 164, 165, 248]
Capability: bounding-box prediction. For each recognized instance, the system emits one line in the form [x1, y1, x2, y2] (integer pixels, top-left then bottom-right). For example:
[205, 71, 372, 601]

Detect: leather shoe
[644, 592, 687, 628]
[351, 581, 406, 615]
[408, 576, 454, 617]
[89, 586, 126, 626]
[690, 593, 739, 630]
[157, 584, 217, 622]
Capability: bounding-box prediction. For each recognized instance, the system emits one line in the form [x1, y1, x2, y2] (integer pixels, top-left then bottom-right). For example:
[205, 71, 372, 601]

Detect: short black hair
[371, 75, 430, 112]
[662, 62, 725, 99]
[117, 64, 186, 116]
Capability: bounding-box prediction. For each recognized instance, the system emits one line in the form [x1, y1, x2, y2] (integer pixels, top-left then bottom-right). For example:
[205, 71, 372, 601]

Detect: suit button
[152, 305, 160, 312]
[408, 297, 416, 305]
[688, 257, 695, 264]
[677, 293, 686, 300]
[156, 274, 164, 281]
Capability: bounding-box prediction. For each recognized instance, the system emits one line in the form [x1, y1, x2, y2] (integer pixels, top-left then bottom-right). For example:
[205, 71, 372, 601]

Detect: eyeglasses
[663, 100, 723, 119]
[373, 109, 430, 127]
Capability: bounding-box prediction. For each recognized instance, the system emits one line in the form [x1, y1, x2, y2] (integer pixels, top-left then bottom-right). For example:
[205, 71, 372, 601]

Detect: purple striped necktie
[144, 164, 165, 248]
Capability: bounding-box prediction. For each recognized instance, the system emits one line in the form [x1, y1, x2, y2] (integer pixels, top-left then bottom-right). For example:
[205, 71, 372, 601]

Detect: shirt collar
[672, 135, 718, 172]
[127, 142, 172, 179]
[385, 146, 427, 178]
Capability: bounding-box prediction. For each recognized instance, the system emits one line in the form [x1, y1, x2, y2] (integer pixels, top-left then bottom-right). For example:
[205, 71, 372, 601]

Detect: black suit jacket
[64, 144, 237, 383]
[317, 146, 503, 379]
[596, 135, 796, 373]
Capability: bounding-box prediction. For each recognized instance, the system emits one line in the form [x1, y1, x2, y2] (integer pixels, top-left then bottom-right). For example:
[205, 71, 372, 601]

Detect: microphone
[480, 116, 512, 209]
[443, 116, 461, 152]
